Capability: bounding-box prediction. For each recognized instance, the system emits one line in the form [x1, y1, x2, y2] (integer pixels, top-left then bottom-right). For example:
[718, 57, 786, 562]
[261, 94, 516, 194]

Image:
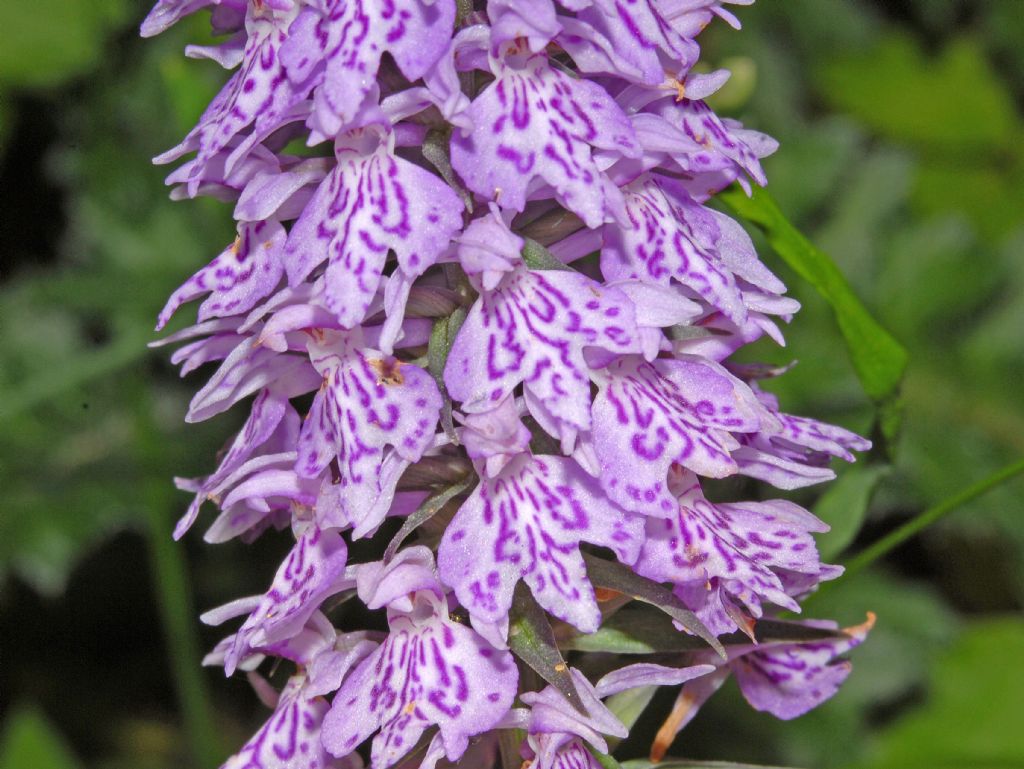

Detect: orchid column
[145, 1, 873, 767]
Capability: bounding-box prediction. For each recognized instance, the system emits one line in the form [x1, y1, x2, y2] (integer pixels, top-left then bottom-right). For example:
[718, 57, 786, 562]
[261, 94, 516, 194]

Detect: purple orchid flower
[146, 1, 873, 767]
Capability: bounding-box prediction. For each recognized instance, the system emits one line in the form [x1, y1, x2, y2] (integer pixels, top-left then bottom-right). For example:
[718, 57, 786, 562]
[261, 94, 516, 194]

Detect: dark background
[1, 2, 1023, 767]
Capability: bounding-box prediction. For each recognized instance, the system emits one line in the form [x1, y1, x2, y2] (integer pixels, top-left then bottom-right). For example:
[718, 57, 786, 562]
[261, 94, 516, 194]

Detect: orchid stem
[810, 457, 1024, 607]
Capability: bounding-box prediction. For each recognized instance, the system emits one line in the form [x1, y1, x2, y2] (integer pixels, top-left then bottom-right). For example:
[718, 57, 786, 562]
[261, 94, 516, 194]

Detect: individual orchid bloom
[438, 454, 644, 645]
[321, 548, 518, 768]
[588, 354, 772, 517]
[297, 328, 442, 538]
[456, 394, 533, 478]
[186, 331, 321, 422]
[455, 204, 524, 292]
[654, 613, 875, 755]
[734, 386, 872, 490]
[649, 96, 778, 195]
[218, 523, 353, 674]
[279, 0, 456, 139]
[172, 388, 299, 539]
[601, 174, 785, 324]
[157, 2, 312, 194]
[450, 42, 640, 227]
[444, 266, 642, 448]
[217, 615, 377, 769]
[285, 128, 464, 330]
[521, 668, 628, 769]
[637, 468, 837, 636]
[157, 219, 287, 330]
[659, 0, 755, 38]
[566, 0, 697, 84]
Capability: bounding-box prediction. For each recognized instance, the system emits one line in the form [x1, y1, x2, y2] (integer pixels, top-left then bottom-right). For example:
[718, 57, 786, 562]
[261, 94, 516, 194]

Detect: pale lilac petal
[284, 138, 464, 328]
[157, 220, 286, 330]
[322, 592, 517, 768]
[438, 455, 643, 638]
[445, 266, 641, 442]
[590, 356, 768, 517]
[451, 48, 639, 228]
[595, 664, 714, 698]
[296, 330, 442, 537]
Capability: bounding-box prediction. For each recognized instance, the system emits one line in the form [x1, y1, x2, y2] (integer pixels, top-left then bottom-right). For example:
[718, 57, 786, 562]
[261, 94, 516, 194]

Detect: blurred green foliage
[1, 1, 1022, 768]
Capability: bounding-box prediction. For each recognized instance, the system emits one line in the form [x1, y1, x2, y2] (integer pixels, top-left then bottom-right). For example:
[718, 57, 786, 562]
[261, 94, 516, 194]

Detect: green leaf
[0, 707, 83, 769]
[586, 744, 625, 769]
[582, 553, 724, 657]
[508, 584, 584, 714]
[522, 238, 575, 271]
[718, 185, 907, 409]
[563, 607, 846, 655]
[605, 685, 658, 736]
[813, 464, 889, 561]
[852, 619, 1024, 769]
[383, 478, 473, 562]
[427, 309, 467, 383]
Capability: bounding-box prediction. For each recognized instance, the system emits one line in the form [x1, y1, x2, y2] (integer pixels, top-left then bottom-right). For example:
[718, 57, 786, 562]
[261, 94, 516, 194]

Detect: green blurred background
[1, 1, 1022, 768]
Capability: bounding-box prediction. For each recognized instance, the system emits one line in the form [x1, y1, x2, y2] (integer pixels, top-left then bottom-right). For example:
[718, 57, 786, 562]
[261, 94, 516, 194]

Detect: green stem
[146, 507, 223, 768]
[812, 457, 1024, 604]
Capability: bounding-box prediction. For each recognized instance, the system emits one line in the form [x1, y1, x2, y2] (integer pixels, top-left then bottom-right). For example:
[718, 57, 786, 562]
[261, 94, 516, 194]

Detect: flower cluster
[146, 1, 873, 767]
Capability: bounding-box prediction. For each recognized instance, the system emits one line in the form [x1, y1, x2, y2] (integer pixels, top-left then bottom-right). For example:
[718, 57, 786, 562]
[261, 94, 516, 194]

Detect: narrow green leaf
[498, 728, 526, 769]
[383, 477, 473, 562]
[422, 127, 473, 211]
[605, 685, 658, 736]
[582, 553, 724, 657]
[522, 238, 575, 271]
[718, 186, 907, 408]
[428, 309, 467, 442]
[814, 464, 890, 560]
[587, 744, 625, 769]
[842, 455, 1024, 580]
[508, 584, 584, 714]
[562, 607, 847, 655]
[428, 309, 467, 384]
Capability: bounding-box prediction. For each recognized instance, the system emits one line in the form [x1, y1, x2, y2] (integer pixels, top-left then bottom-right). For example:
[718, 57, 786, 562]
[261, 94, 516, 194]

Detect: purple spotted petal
[636, 470, 833, 634]
[590, 355, 769, 517]
[187, 334, 320, 423]
[221, 525, 351, 675]
[570, 0, 696, 84]
[140, 0, 241, 37]
[321, 591, 517, 769]
[451, 46, 639, 227]
[158, 6, 315, 194]
[173, 388, 297, 538]
[650, 97, 777, 193]
[296, 330, 442, 538]
[222, 675, 335, 769]
[735, 387, 871, 489]
[438, 455, 643, 639]
[158, 220, 286, 330]
[731, 613, 874, 719]
[487, 0, 561, 52]
[284, 136, 464, 329]
[280, 0, 455, 137]
[444, 266, 641, 444]
[602, 174, 783, 323]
